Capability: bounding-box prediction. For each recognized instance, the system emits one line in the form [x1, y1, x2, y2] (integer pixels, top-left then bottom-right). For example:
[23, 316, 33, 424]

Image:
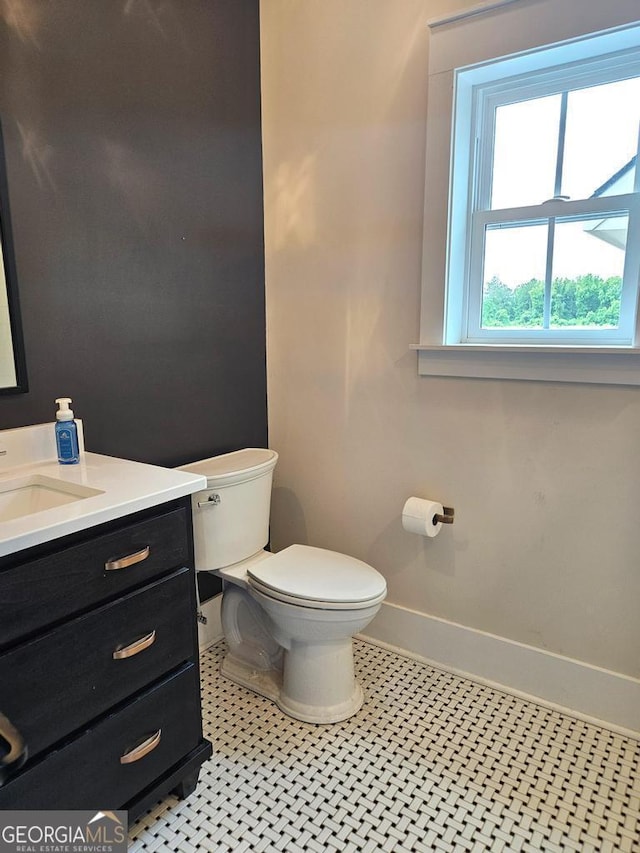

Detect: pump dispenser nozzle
[55, 397, 74, 421]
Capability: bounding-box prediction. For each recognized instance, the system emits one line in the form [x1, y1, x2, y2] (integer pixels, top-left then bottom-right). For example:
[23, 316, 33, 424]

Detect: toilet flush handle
[197, 493, 221, 508]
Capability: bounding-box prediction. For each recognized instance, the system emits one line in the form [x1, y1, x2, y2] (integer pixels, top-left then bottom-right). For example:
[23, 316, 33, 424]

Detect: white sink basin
[0, 475, 104, 522]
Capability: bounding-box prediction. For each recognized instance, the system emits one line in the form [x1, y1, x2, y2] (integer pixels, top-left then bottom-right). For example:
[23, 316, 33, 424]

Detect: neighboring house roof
[591, 155, 636, 197]
[584, 155, 636, 250]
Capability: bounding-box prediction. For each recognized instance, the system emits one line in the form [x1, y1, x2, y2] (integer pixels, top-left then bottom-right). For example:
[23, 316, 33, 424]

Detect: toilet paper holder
[402, 497, 455, 537]
[434, 506, 455, 525]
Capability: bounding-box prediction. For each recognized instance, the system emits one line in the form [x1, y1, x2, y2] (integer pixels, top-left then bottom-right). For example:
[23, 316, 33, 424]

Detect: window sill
[411, 344, 640, 385]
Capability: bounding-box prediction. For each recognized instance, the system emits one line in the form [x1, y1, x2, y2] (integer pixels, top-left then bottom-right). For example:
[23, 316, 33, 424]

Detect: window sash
[464, 194, 640, 344]
[473, 51, 640, 215]
[450, 45, 640, 347]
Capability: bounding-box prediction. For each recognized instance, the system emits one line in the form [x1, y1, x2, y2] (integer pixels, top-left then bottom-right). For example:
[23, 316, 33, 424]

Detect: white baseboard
[360, 601, 640, 738]
[197, 594, 224, 651]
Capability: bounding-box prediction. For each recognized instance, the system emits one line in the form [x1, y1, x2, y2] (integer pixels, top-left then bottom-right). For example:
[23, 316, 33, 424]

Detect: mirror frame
[0, 122, 27, 395]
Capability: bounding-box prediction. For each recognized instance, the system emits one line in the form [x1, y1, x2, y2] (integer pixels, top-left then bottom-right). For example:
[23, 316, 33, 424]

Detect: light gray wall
[261, 0, 640, 679]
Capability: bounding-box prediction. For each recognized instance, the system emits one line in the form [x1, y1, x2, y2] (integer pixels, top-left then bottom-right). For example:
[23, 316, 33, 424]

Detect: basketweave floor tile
[129, 639, 640, 852]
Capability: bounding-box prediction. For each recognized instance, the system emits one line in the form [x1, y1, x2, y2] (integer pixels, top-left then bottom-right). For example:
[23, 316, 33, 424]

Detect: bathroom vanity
[0, 424, 210, 818]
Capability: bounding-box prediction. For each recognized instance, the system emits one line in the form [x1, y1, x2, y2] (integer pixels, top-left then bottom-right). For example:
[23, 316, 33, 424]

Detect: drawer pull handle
[0, 712, 27, 771]
[120, 729, 162, 765]
[112, 630, 156, 660]
[105, 546, 150, 571]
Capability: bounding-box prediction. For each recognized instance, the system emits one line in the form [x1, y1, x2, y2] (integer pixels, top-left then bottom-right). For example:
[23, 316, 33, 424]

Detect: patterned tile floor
[130, 640, 640, 852]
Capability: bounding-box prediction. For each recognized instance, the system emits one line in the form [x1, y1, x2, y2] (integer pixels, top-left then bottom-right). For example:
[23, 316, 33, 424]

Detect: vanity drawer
[0, 505, 190, 647]
[0, 664, 203, 810]
[0, 568, 195, 763]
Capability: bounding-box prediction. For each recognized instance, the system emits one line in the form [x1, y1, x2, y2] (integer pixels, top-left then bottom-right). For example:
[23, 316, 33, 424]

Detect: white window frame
[415, 0, 640, 385]
[455, 50, 640, 346]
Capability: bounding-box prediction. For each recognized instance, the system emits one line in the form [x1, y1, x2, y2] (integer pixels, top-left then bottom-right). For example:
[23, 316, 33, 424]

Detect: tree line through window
[481, 274, 622, 329]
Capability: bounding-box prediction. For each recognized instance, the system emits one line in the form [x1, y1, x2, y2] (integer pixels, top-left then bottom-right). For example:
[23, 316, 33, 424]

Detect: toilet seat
[247, 544, 387, 611]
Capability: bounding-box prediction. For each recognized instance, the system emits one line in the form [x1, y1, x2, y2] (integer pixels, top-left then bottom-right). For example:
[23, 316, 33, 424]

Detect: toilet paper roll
[402, 497, 444, 538]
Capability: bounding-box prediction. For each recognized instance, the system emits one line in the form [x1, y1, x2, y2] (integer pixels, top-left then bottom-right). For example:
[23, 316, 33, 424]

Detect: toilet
[179, 448, 387, 724]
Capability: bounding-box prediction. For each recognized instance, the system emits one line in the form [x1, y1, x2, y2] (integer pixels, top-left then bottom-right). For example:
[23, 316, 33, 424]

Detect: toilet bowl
[179, 449, 387, 724]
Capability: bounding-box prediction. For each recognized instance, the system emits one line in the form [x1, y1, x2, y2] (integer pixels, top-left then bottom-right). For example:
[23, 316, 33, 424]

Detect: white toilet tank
[179, 449, 278, 571]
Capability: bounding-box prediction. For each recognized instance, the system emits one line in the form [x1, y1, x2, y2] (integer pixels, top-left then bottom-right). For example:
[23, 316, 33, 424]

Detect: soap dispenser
[55, 397, 80, 464]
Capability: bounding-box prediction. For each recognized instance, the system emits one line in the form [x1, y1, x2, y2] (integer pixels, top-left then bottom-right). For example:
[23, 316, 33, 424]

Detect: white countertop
[0, 451, 207, 559]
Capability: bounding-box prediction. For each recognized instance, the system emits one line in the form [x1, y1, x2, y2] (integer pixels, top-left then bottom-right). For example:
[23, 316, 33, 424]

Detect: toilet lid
[179, 448, 278, 488]
[247, 544, 387, 605]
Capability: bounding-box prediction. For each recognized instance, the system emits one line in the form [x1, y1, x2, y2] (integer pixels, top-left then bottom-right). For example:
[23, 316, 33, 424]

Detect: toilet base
[221, 653, 282, 704]
[278, 678, 364, 724]
[220, 641, 365, 724]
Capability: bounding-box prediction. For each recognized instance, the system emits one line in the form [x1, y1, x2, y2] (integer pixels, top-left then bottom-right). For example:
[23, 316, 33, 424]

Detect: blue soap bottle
[55, 397, 80, 464]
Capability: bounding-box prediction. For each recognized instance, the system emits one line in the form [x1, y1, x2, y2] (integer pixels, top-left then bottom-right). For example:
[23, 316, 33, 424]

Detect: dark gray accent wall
[0, 0, 267, 467]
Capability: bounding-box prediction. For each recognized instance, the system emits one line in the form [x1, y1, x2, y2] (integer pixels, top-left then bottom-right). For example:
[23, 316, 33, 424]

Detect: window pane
[562, 78, 640, 201]
[481, 223, 548, 328]
[491, 95, 561, 209]
[550, 214, 628, 329]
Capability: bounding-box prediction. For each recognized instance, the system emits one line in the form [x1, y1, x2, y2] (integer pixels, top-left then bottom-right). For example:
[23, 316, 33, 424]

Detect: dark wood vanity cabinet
[0, 497, 212, 820]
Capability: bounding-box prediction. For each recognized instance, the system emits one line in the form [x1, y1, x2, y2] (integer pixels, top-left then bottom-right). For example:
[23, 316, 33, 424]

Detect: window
[416, 0, 640, 384]
[450, 46, 640, 346]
